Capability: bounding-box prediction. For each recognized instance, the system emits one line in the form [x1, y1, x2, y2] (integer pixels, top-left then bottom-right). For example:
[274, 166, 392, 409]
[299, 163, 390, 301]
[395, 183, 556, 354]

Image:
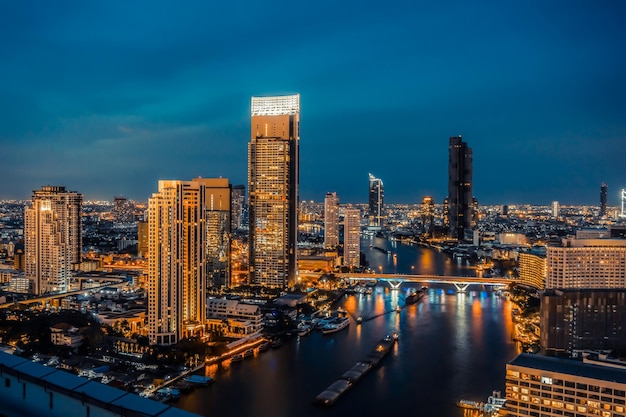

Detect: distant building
[368, 173, 384, 229]
[576, 228, 610, 239]
[447, 135, 473, 240]
[324, 192, 339, 249]
[25, 186, 82, 295]
[248, 94, 300, 288]
[504, 353, 626, 417]
[421, 196, 434, 236]
[113, 196, 134, 223]
[231, 184, 246, 230]
[551, 200, 560, 219]
[601, 182, 608, 217]
[206, 298, 263, 339]
[546, 238, 626, 289]
[501, 205, 508, 216]
[541, 289, 626, 356]
[202, 178, 232, 288]
[519, 252, 546, 290]
[137, 220, 148, 258]
[13, 241, 24, 271]
[344, 208, 361, 268]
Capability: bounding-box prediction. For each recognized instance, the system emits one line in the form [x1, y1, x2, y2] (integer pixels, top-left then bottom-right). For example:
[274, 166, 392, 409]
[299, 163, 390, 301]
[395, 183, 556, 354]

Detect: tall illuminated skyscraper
[368, 173, 384, 229]
[201, 178, 231, 289]
[447, 135, 472, 239]
[600, 182, 608, 217]
[344, 208, 361, 268]
[24, 186, 82, 295]
[551, 200, 560, 218]
[231, 184, 246, 230]
[148, 179, 209, 345]
[248, 94, 300, 288]
[324, 192, 339, 249]
[421, 196, 434, 236]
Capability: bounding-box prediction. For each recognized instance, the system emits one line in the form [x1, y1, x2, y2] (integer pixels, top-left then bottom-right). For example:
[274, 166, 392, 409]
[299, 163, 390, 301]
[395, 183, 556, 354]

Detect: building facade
[324, 192, 339, 249]
[504, 353, 626, 417]
[231, 184, 246, 230]
[546, 238, 626, 289]
[421, 196, 434, 236]
[24, 186, 82, 295]
[147, 179, 209, 345]
[368, 173, 384, 229]
[113, 196, 134, 223]
[248, 94, 300, 288]
[344, 208, 361, 268]
[519, 252, 547, 290]
[601, 182, 608, 217]
[447, 135, 473, 240]
[201, 178, 232, 288]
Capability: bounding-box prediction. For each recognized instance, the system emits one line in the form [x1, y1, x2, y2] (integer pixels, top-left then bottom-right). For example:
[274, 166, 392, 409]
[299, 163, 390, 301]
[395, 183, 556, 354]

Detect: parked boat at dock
[183, 375, 214, 386]
[321, 317, 350, 335]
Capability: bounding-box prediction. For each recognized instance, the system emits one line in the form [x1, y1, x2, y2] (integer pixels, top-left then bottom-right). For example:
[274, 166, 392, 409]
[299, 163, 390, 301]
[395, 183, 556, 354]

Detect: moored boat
[321, 317, 350, 335]
[183, 375, 214, 386]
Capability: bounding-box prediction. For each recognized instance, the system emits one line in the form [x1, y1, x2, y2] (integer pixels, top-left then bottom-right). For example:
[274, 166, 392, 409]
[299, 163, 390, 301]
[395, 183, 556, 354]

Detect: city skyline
[1, 2, 625, 205]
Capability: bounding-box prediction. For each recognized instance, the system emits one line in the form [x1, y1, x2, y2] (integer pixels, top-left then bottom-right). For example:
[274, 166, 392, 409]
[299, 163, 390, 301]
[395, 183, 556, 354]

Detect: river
[174, 237, 520, 417]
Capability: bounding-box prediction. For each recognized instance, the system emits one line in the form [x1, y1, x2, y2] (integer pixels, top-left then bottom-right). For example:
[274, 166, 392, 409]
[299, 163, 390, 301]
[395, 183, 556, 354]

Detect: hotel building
[24, 186, 82, 295]
[324, 192, 339, 249]
[248, 94, 300, 288]
[504, 353, 626, 417]
[519, 252, 547, 290]
[344, 208, 361, 268]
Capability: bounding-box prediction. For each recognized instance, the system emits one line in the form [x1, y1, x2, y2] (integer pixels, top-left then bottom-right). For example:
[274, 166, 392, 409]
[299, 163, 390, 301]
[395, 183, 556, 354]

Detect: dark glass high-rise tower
[368, 173, 384, 229]
[447, 135, 473, 240]
[248, 94, 299, 288]
[600, 182, 608, 217]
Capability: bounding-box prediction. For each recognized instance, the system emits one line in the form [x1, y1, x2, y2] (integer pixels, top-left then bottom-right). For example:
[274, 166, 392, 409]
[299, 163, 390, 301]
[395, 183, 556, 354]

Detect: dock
[313, 334, 397, 406]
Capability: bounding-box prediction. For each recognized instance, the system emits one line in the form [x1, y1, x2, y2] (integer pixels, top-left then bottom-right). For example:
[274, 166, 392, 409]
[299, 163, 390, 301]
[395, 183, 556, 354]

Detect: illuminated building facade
[25, 186, 82, 295]
[147, 179, 208, 345]
[447, 135, 473, 239]
[137, 221, 148, 258]
[368, 173, 384, 229]
[546, 238, 626, 289]
[324, 192, 339, 249]
[421, 196, 434, 236]
[552, 200, 560, 218]
[248, 94, 299, 288]
[504, 353, 626, 417]
[344, 208, 361, 268]
[519, 252, 547, 290]
[231, 184, 246, 230]
[113, 196, 134, 223]
[600, 182, 608, 217]
[201, 178, 231, 288]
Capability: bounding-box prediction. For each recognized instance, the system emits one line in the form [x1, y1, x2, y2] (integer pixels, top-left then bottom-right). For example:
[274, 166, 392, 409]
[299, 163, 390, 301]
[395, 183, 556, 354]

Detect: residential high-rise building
[447, 135, 473, 239]
[421, 196, 434, 236]
[324, 192, 339, 249]
[600, 182, 608, 217]
[368, 173, 384, 229]
[546, 238, 626, 289]
[231, 184, 246, 231]
[552, 200, 560, 218]
[24, 186, 82, 295]
[113, 196, 134, 223]
[248, 94, 300, 288]
[200, 177, 231, 289]
[504, 353, 626, 417]
[137, 221, 148, 258]
[147, 179, 209, 345]
[344, 208, 361, 268]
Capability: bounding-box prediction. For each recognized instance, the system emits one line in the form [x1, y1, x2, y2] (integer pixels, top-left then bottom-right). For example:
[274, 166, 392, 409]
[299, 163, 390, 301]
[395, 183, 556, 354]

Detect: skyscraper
[231, 184, 246, 230]
[324, 192, 339, 249]
[24, 186, 82, 295]
[113, 196, 134, 223]
[600, 182, 608, 217]
[421, 196, 434, 236]
[447, 135, 473, 239]
[201, 177, 231, 289]
[344, 208, 361, 268]
[248, 94, 300, 288]
[148, 179, 209, 345]
[551, 200, 559, 218]
[368, 173, 384, 229]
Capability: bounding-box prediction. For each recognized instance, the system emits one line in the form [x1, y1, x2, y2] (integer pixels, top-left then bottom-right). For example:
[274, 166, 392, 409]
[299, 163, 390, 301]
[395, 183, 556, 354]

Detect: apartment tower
[24, 186, 82, 295]
[248, 94, 300, 288]
[368, 173, 384, 229]
[202, 178, 231, 289]
[600, 182, 608, 217]
[344, 208, 361, 268]
[324, 192, 339, 249]
[447, 135, 473, 239]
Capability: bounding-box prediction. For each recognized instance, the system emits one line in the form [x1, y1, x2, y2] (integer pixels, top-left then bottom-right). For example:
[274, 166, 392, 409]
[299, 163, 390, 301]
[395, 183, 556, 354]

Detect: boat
[313, 380, 352, 406]
[321, 317, 350, 335]
[231, 353, 243, 362]
[243, 349, 253, 358]
[258, 342, 270, 352]
[356, 316, 363, 324]
[298, 324, 312, 337]
[183, 375, 214, 386]
[405, 288, 426, 304]
[271, 339, 283, 349]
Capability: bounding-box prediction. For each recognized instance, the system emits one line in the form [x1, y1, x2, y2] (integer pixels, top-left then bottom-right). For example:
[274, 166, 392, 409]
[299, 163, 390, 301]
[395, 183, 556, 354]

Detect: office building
[601, 182, 608, 217]
[447, 135, 473, 239]
[113, 196, 134, 223]
[201, 177, 231, 288]
[147, 179, 209, 345]
[248, 94, 300, 288]
[344, 208, 361, 268]
[519, 252, 547, 290]
[552, 200, 560, 219]
[324, 192, 339, 249]
[368, 173, 384, 229]
[546, 238, 626, 289]
[231, 184, 246, 230]
[421, 196, 434, 236]
[541, 289, 626, 356]
[504, 353, 626, 417]
[24, 186, 82, 295]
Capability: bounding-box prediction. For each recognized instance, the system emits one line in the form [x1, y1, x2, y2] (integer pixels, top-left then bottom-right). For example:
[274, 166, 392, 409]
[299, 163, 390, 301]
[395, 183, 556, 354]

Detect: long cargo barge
[313, 334, 397, 406]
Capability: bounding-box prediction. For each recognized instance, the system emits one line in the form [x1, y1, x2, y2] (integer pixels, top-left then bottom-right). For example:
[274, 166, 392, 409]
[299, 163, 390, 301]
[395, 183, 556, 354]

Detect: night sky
[1, 1, 625, 205]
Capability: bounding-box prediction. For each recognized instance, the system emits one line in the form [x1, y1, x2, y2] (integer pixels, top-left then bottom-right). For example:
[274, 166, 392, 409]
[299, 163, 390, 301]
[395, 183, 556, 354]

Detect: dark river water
[174, 237, 520, 417]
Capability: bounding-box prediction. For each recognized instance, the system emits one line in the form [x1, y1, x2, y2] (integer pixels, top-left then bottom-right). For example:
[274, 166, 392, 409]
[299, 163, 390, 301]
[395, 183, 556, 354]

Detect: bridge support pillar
[387, 280, 402, 290]
[453, 283, 470, 292]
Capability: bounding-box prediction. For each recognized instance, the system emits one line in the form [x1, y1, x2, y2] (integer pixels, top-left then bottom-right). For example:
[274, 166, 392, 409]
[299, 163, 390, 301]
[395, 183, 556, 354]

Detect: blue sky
[1, 1, 625, 205]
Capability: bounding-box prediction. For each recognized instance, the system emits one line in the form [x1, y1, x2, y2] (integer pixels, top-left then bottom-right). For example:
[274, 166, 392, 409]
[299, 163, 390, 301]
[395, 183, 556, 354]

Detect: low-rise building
[50, 323, 84, 349]
[206, 298, 262, 339]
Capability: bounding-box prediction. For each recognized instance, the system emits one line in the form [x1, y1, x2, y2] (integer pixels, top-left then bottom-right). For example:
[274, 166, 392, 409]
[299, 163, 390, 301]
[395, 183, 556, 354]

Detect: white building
[344, 208, 361, 268]
[206, 298, 263, 339]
